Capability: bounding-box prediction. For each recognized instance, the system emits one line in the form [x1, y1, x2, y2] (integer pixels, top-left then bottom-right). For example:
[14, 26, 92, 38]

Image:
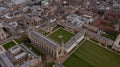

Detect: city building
[112, 34, 120, 51]
[0, 23, 8, 40]
[64, 31, 85, 53]
[3, 44, 42, 67]
[28, 29, 85, 59]
[0, 53, 13, 67]
[29, 30, 62, 60]
[66, 14, 89, 27]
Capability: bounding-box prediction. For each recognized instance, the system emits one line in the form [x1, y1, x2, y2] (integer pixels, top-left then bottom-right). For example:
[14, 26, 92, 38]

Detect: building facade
[112, 34, 120, 51]
[29, 31, 62, 60]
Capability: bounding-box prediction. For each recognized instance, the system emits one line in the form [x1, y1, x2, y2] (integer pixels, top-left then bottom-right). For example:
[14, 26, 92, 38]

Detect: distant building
[9, 22, 18, 28]
[0, 54, 13, 67]
[0, 23, 8, 40]
[66, 14, 88, 27]
[0, 7, 6, 12]
[85, 30, 114, 46]
[5, 44, 42, 67]
[82, 24, 99, 33]
[0, 45, 5, 54]
[41, 0, 49, 6]
[11, 0, 30, 4]
[6, 45, 29, 65]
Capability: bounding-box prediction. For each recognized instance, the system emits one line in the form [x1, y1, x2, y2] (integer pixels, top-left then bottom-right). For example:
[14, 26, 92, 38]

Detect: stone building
[0, 23, 8, 40]
[5, 44, 42, 67]
[85, 30, 114, 46]
[6, 45, 29, 65]
[112, 34, 120, 51]
[28, 31, 63, 60]
[64, 31, 85, 53]
[29, 30, 85, 58]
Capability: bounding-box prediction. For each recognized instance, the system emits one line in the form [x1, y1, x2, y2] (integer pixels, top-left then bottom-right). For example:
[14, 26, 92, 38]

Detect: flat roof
[6, 51, 16, 62]
[0, 7, 6, 11]
[64, 31, 84, 49]
[15, 52, 27, 60]
[0, 54, 13, 67]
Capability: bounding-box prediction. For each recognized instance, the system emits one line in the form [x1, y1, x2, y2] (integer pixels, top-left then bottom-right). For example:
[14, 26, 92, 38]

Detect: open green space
[48, 28, 74, 44]
[3, 40, 16, 50]
[64, 40, 120, 67]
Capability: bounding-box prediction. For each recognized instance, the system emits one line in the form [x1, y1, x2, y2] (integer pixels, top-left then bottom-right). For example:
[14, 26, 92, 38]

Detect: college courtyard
[64, 39, 120, 67]
[48, 28, 74, 44]
[2, 27, 120, 67]
[2, 40, 18, 50]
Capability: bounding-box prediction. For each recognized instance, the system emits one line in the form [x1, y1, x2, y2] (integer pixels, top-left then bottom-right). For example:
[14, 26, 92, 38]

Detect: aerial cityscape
[0, 0, 120, 67]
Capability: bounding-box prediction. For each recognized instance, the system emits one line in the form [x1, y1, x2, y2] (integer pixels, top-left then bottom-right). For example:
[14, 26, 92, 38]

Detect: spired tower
[86, 0, 90, 8]
[28, 20, 35, 39]
[56, 40, 65, 63]
[60, 41, 65, 56]
[112, 34, 120, 51]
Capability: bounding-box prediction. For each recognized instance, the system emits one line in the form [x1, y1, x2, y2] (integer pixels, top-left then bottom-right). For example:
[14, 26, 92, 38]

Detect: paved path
[47, 27, 60, 36]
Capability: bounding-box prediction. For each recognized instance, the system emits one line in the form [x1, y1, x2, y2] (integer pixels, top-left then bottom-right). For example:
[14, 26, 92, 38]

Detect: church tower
[60, 41, 65, 56]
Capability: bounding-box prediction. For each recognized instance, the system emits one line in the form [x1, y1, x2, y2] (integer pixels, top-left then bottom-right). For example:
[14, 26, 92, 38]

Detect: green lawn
[3, 41, 16, 50]
[64, 54, 92, 67]
[64, 40, 120, 67]
[48, 28, 74, 44]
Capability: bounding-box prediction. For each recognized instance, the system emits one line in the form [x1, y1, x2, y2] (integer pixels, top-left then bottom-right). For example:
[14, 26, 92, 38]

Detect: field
[64, 39, 120, 67]
[48, 28, 74, 44]
[3, 40, 17, 50]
